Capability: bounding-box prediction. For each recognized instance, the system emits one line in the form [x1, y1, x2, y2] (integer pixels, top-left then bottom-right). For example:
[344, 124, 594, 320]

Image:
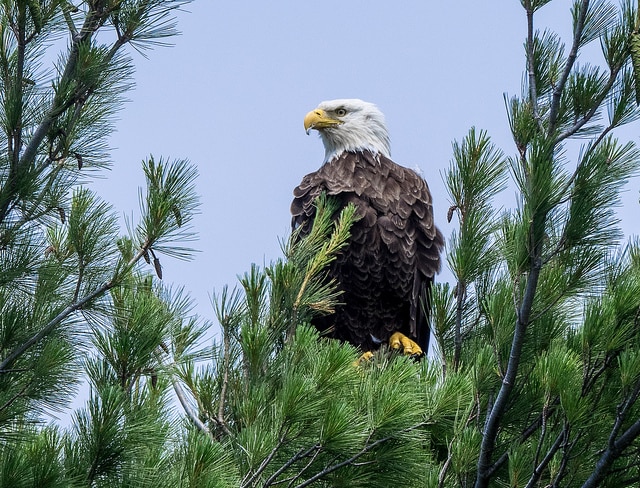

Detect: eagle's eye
[335, 108, 347, 117]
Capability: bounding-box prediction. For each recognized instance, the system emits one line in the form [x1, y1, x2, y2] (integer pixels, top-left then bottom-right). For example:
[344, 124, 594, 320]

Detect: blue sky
[94, 1, 639, 325]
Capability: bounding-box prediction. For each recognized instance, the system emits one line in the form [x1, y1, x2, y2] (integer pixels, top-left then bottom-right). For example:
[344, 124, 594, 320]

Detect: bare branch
[170, 376, 211, 437]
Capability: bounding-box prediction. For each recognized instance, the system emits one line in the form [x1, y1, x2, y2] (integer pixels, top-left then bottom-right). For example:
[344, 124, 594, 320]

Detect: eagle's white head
[304, 99, 391, 163]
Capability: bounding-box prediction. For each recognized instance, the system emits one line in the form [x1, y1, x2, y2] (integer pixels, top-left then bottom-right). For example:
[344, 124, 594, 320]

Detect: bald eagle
[291, 99, 444, 357]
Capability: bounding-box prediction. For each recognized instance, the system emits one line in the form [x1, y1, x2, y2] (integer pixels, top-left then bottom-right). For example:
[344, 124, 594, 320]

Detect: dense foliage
[3, 1, 640, 487]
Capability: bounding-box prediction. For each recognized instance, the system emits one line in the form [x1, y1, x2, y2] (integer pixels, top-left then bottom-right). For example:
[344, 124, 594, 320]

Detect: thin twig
[485, 396, 561, 478]
[525, 424, 567, 488]
[61, 1, 79, 38]
[552, 429, 579, 487]
[293, 423, 425, 488]
[241, 428, 290, 488]
[0, 383, 29, 413]
[533, 401, 550, 470]
[285, 447, 323, 488]
[525, 5, 544, 130]
[582, 353, 614, 395]
[438, 438, 456, 488]
[73, 264, 84, 303]
[217, 318, 231, 432]
[262, 444, 321, 488]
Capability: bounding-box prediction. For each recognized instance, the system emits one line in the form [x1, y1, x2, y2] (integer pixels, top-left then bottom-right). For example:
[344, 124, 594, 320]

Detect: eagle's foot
[353, 351, 374, 366]
[389, 332, 423, 359]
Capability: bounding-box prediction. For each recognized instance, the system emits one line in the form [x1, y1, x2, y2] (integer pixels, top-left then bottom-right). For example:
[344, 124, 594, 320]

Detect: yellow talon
[353, 351, 374, 366]
[389, 332, 423, 357]
[353, 334, 423, 367]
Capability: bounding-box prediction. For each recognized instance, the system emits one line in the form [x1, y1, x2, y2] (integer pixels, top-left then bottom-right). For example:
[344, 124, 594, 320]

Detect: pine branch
[170, 375, 211, 436]
[293, 423, 425, 488]
[524, 424, 567, 488]
[485, 396, 561, 478]
[554, 68, 621, 143]
[0, 280, 110, 373]
[548, 0, 591, 134]
[261, 443, 321, 488]
[475, 256, 543, 488]
[0, 241, 152, 373]
[284, 448, 324, 487]
[18, 6, 110, 171]
[240, 427, 290, 488]
[546, 120, 615, 228]
[526, 5, 544, 129]
[0, 2, 29, 225]
[582, 379, 640, 487]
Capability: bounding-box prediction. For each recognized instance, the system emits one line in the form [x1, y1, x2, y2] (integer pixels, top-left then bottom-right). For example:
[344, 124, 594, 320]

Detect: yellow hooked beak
[304, 109, 343, 134]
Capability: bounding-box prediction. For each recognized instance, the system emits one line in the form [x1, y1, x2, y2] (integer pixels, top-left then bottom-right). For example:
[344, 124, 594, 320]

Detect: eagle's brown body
[291, 149, 444, 353]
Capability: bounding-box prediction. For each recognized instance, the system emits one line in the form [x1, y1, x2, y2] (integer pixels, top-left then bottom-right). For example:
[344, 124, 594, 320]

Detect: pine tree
[0, 2, 205, 487]
[435, 1, 640, 486]
[7, 1, 640, 488]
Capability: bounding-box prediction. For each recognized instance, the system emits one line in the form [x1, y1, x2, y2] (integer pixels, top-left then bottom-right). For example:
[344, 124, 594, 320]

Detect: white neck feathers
[320, 126, 391, 163]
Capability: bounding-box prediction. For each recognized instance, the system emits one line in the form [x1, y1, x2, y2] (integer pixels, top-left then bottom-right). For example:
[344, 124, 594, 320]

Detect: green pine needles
[6, 1, 640, 487]
[438, 1, 640, 487]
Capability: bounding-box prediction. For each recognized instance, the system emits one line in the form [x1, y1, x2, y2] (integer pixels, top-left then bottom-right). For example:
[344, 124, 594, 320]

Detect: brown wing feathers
[291, 150, 444, 353]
